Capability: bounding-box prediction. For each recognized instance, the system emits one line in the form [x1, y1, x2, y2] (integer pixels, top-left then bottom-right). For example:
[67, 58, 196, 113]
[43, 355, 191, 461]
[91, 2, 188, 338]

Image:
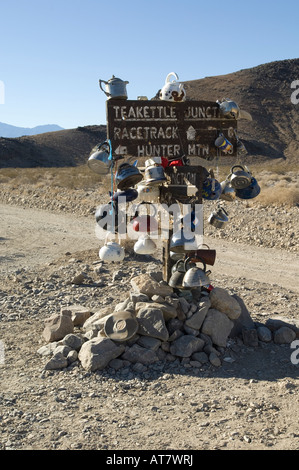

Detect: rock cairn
[38, 272, 298, 373]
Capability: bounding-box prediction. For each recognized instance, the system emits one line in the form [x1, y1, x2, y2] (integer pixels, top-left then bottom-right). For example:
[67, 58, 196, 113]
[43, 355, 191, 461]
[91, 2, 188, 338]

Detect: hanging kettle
[111, 188, 138, 204]
[99, 75, 129, 100]
[182, 258, 211, 289]
[99, 234, 125, 263]
[235, 177, 261, 200]
[87, 141, 112, 175]
[137, 182, 160, 203]
[144, 159, 167, 185]
[131, 203, 158, 233]
[95, 201, 121, 232]
[115, 162, 143, 190]
[134, 235, 157, 255]
[216, 98, 240, 119]
[169, 228, 197, 253]
[229, 165, 252, 189]
[202, 176, 222, 200]
[159, 72, 186, 102]
[168, 258, 195, 289]
[220, 179, 236, 201]
[208, 206, 229, 229]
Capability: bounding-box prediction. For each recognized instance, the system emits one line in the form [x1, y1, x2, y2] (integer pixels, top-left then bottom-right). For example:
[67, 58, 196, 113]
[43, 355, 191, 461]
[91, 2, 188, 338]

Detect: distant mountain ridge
[0, 122, 64, 138]
[0, 58, 298, 168]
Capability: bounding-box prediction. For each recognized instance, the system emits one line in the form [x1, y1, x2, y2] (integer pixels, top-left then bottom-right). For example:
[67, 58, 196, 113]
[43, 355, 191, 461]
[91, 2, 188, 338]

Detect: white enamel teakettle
[99, 234, 125, 262]
[159, 72, 186, 102]
[134, 235, 157, 255]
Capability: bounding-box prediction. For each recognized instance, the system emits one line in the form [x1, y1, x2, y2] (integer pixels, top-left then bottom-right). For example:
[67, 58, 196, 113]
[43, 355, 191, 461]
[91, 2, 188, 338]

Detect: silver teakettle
[99, 75, 129, 100]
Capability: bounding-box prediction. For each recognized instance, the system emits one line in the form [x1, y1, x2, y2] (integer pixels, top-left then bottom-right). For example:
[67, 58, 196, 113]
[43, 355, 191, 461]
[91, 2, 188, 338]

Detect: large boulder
[130, 274, 173, 298]
[209, 287, 241, 320]
[42, 312, 74, 343]
[201, 309, 234, 347]
[78, 337, 125, 371]
[136, 307, 169, 341]
[169, 335, 205, 358]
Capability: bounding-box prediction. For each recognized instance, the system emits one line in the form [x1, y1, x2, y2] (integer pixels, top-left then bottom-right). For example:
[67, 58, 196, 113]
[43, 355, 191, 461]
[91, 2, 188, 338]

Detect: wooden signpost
[106, 98, 238, 283]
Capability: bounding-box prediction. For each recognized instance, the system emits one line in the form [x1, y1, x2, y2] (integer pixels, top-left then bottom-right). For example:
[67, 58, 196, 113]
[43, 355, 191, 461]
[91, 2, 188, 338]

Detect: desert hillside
[0, 58, 298, 168]
[183, 58, 299, 162]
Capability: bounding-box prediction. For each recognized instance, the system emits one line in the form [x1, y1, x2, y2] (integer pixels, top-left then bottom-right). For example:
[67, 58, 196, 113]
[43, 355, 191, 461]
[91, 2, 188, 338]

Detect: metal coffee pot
[99, 75, 129, 100]
[220, 179, 236, 201]
[208, 206, 229, 229]
[168, 258, 195, 289]
[182, 258, 211, 289]
[87, 141, 112, 175]
[144, 159, 167, 185]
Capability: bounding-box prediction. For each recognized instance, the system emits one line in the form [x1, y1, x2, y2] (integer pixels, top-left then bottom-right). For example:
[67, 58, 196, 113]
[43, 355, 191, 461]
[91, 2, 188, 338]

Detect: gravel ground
[0, 178, 298, 452]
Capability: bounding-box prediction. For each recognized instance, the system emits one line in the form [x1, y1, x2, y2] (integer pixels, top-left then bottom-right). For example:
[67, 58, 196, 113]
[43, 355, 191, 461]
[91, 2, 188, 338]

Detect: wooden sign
[106, 99, 238, 160]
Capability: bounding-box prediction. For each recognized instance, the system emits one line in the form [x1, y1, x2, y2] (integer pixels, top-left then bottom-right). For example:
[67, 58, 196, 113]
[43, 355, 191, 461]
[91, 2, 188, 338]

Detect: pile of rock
[38, 272, 298, 373]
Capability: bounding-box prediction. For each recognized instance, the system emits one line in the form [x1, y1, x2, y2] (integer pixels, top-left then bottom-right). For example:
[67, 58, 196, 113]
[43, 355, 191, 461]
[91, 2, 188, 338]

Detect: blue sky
[0, 0, 298, 129]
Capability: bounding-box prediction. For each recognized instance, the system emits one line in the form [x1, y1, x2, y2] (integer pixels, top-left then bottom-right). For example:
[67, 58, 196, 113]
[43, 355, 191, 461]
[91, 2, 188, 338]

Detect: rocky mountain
[0, 58, 298, 168]
[183, 58, 299, 163]
[0, 122, 64, 138]
[0, 125, 106, 168]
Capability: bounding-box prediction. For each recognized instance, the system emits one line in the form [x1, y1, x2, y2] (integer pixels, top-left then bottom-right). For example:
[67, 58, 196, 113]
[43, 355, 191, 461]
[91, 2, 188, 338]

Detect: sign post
[106, 98, 238, 283]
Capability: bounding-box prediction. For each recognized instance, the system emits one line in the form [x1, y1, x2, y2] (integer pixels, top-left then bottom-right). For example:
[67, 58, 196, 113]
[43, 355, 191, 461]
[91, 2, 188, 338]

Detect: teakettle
[134, 235, 157, 255]
[182, 258, 211, 289]
[202, 176, 222, 200]
[87, 141, 112, 175]
[137, 182, 160, 203]
[159, 72, 186, 102]
[99, 75, 129, 100]
[95, 201, 123, 232]
[229, 165, 252, 189]
[144, 159, 167, 185]
[111, 188, 138, 203]
[220, 179, 236, 201]
[131, 203, 158, 233]
[235, 177, 261, 200]
[170, 228, 197, 253]
[168, 258, 195, 289]
[217, 98, 240, 119]
[115, 162, 143, 190]
[99, 235, 125, 262]
[208, 207, 229, 229]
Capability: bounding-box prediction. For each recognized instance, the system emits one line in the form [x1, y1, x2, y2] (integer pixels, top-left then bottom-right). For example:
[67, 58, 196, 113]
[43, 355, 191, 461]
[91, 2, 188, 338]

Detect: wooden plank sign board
[106, 99, 238, 160]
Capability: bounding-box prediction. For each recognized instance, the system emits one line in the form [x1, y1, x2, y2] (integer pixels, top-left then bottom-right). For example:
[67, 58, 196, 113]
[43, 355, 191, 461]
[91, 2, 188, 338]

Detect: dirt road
[1, 203, 298, 293]
[0, 202, 298, 451]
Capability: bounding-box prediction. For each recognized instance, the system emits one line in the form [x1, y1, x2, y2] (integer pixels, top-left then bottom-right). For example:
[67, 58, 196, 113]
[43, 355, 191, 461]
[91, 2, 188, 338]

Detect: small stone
[44, 352, 68, 370]
[209, 352, 221, 367]
[257, 326, 272, 343]
[274, 327, 296, 344]
[242, 328, 259, 347]
[71, 272, 87, 285]
[170, 335, 205, 358]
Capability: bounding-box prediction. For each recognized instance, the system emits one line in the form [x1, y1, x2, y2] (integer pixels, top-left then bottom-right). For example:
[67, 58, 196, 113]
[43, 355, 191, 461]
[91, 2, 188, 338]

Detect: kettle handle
[230, 165, 245, 173]
[165, 72, 179, 84]
[97, 140, 112, 159]
[99, 79, 110, 97]
[132, 201, 157, 219]
[185, 256, 206, 273]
